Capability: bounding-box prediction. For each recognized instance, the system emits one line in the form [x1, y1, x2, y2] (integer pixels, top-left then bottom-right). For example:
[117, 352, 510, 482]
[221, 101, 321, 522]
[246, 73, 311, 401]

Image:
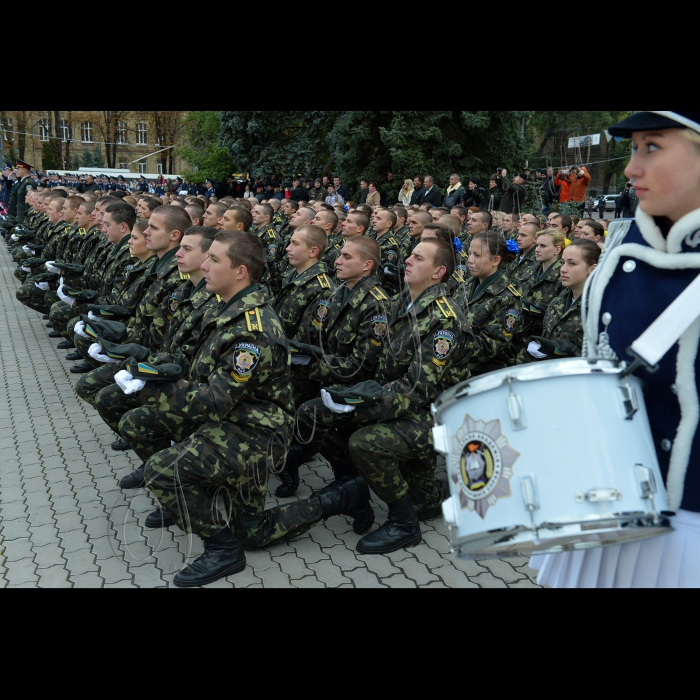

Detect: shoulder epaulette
[369, 286, 389, 301]
[507, 284, 522, 298]
[179, 271, 191, 280]
[79, 228, 87, 236]
[317, 273, 332, 289]
[436, 296, 457, 319]
[389, 237, 398, 246]
[245, 306, 263, 332]
[268, 229, 276, 239]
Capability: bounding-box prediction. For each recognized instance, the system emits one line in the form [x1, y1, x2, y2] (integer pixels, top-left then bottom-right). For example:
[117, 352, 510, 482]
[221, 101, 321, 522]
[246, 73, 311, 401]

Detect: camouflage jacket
[375, 232, 404, 297]
[506, 245, 538, 288]
[110, 255, 156, 309]
[42, 221, 72, 262]
[82, 237, 114, 291]
[308, 186, 327, 202]
[460, 270, 525, 375]
[346, 284, 472, 453]
[97, 235, 134, 297]
[124, 246, 186, 347]
[71, 225, 103, 267]
[398, 233, 420, 263]
[273, 262, 335, 341]
[321, 233, 345, 275]
[303, 274, 391, 385]
[54, 223, 81, 263]
[518, 259, 563, 338]
[137, 285, 294, 447]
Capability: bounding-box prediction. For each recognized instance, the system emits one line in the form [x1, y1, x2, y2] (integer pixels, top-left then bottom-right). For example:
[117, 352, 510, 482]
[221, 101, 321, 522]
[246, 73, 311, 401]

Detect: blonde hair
[536, 228, 567, 254]
[681, 128, 700, 150]
[403, 179, 414, 194]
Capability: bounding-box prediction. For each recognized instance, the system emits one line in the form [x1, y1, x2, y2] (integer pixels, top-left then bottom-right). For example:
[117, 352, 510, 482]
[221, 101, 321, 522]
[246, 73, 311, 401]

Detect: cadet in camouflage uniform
[296, 238, 472, 553]
[312, 209, 344, 275]
[274, 205, 315, 293]
[517, 229, 565, 342]
[372, 209, 404, 297]
[520, 238, 601, 363]
[250, 202, 281, 293]
[460, 232, 526, 376]
[273, 225, 335, 342]
[308, 178, 326, 202]
[508, 221, 539, 290]
[401, 210, 431, 262]
[116, 231, 367, 587]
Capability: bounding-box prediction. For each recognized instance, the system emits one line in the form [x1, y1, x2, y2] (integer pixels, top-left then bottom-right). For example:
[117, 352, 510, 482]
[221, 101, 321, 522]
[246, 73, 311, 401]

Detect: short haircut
[519, 222, 540, 237]
[52, 188, 69, 198]
[348, 211, 370, 233]
[393, 206, 408, 222]
[476, 210, 493, 229]
[418, 237, 455, 283]
[65, 195, 83, 210]
[183, 225, 218, 253]
[226, 206, 253, 231]
[256, 203, 273, 221]
[552, 213, 573, 231]
[316, 209, 339, 230]
[343, 235, 380, 275]
[142, 197, 162, 213]
[79, 199, 96, 215]
[452, 173, 462, 181]
[438, 214, 462, 239]
[185, 205, 205, 223]
[104, 202, 137, 230]
[214, 230, 265, 282]
[412, 210, 433, 226]
[414, 175, 424, 185]
[298, 207, 316, 221]
[356, 203, 373, 217]
[381, 209, 397, 229]
[435, 207, 451, 216]
[319, 202, 334, 211]
[422, 224, 453, 246]
[151, 205, 192, 241]
[208, 202, 229, 218]
[295, 225, 327, 257]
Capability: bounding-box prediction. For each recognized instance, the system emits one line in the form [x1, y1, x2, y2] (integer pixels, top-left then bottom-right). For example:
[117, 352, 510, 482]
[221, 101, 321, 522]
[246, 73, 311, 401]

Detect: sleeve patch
[231, 343, 261, 382]
[312, 299, 331, 328]
[433, 330, 455, 366]
[371, 314, 388, 345]
[504, 308, 519, 335]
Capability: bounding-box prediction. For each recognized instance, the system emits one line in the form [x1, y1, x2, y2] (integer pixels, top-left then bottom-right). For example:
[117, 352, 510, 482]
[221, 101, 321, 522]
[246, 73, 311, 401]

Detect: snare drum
[431, 358, 673, 559]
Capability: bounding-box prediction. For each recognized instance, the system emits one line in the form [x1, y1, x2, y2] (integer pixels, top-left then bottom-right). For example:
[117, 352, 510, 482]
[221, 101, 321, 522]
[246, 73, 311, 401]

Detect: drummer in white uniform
[532, 110, 700, 587]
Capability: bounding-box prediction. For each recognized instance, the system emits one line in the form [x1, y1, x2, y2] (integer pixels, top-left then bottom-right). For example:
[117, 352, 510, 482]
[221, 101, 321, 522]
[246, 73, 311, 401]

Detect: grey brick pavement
[0, 237, 542, 588]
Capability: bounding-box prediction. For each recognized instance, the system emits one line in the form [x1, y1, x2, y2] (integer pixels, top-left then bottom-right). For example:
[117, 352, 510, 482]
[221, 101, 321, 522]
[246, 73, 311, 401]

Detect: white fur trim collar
[636, 206, 700, 253]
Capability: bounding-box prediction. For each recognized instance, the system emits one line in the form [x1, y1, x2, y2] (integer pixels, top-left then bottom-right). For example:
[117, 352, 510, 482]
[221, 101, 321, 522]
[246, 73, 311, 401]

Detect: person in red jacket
[568, 166, 591, 213]
[554, 168, 572, 203]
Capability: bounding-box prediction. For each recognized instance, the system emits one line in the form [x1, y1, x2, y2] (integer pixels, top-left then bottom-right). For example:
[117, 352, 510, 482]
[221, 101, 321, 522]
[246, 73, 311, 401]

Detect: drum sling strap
[624, 271, 700, 375]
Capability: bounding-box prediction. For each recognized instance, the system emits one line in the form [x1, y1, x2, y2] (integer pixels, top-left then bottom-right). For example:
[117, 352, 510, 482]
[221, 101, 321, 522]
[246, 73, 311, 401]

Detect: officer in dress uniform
[532, 111, 700, 588]
[8, 159, 37, 225]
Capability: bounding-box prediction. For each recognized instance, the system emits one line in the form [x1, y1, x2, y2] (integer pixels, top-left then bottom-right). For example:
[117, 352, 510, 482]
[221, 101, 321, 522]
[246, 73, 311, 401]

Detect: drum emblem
[451, 415, 520, 518]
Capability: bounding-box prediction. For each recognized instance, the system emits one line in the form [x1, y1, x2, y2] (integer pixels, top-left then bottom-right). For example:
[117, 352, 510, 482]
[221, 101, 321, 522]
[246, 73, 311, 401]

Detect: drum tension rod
[621, 347, 660, 378]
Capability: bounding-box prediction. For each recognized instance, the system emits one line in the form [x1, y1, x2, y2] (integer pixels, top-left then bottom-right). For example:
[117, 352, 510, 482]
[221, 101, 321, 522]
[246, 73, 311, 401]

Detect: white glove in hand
[56, 286, 75, 306]
[11, 234, 18, 241]
[21, 265, 31, 273]
[34, 281, 50, 291]
[22, 245, 31, 253]
[45, 262, 60, 273]
[87, 311, 99, 321]
[383, 266, 396, 277]
[88, 342, 119, 364]
[527, 341, 548, 360]
[74, 320, 88, 338]
[321, 388, 355, 414]
[114, 369, 146, 395]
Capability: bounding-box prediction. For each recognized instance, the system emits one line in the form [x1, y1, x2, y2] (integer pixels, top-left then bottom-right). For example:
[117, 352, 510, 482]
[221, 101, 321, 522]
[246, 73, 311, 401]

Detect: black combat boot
[119, 465, 146, 489]
[145, 508, 175, 529]
[314, 466, 374, 534]
[111, 437, 130, 451]
[173, 528, 246, 587]
[274, 442, 317, 498]
[70, 360, 94, 374]
[314, 476, 371, 521]
[356, 495, 422, 554]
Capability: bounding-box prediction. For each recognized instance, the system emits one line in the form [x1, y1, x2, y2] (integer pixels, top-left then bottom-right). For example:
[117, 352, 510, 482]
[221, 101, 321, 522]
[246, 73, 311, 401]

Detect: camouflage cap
[126, 358, 182, 382]
[79, 316, 126, 342]
[99, 338, 150, 362]
[325, 380, 384, 406]
[87, 304, 132, 319]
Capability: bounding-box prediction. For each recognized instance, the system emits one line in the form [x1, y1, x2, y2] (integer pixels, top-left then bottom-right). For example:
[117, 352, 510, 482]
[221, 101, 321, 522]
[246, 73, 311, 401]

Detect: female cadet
[515, 229, 566, 358]
[522, 238, 600, 362]
[532, 111, 700, 587]
[463, 231, 524, 376]
[578, 220, 606, 250]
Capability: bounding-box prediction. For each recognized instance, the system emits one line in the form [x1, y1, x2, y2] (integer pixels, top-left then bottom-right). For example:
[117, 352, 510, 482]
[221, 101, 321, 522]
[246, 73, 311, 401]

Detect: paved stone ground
[0, 238, 541, 589]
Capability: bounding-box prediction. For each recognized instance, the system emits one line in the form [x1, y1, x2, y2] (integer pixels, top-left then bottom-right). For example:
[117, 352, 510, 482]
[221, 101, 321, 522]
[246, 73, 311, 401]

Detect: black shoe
[111, 437, 130, 451]
[315, 476, 371, 522]
[145, 508, 175, 529]
[70, 360, 94, 374]
[48, 330, 61, 338]
[414, 503, 443, 522]
[356, 495, 422, 555]
[45, 322, 52, 327]
[119, 466, 145, 489]
[314, 476, 374, 534]
[173, 529, 246, 587]
[274, 443, 317, 498]
[42, 314, 49, 320]
[65, 350, 82, 361]
[57, 340, 75, 349]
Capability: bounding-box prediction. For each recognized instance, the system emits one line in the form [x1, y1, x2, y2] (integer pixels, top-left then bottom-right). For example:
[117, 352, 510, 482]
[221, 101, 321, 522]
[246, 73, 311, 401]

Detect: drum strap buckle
[621, 346, 660, 378]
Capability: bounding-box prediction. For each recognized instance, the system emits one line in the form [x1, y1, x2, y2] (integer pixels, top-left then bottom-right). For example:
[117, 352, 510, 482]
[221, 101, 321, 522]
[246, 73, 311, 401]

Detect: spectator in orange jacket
[568, 166, 591, 204]
[554, 168, 572, 203]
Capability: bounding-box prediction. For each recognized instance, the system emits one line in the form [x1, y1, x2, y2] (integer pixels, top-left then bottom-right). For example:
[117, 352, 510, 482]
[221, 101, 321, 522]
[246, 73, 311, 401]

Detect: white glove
[22, 245, 31, 253]
[21, 265, 31, 273]
[57, 286, 75, 306]
[383, 266, 396, 277]
[34, 281, 50, 291]
[45, 262, 61, 273]
[11, 233, 18, 241]
[321, 388, 356, 414]
[74, 320, 88, 338]
[527, 341, 548, 360]
[87, 311, 99, 321]
[114, 370, 146, 395]
[88, 342, 119, 364]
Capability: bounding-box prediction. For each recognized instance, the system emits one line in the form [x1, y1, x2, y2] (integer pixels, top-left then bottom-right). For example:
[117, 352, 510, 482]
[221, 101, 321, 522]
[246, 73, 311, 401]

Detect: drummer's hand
[321, 389, 355, 414]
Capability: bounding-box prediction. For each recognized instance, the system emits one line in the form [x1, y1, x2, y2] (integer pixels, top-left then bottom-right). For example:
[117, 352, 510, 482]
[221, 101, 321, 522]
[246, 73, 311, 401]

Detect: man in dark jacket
[444, 174, 467, 208]
[541, 167, 561, 215]
[332, 176, 350, 202]
[497, 169, 526, 214]
[76, 174, 99, 193]
[420, 176, 443, 207]
[290, 178, 310, 202]
[410, 176, 425, 206]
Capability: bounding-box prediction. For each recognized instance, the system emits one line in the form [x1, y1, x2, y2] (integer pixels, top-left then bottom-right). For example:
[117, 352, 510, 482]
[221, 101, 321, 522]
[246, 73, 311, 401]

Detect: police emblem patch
[231, 343, 260, 382]
[450, 415, 519, 519]
[387, 250, 397, 264]
[371, 314, 388, 346]
[268, 244, 277, 258]
[315, 300, 330, 324]
[432, 330, 455, 366]
[504, 308, 519, 333]
[168, 292, 178, 313]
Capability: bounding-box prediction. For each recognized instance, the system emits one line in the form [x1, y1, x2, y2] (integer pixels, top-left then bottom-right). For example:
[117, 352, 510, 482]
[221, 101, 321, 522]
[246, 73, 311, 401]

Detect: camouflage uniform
[519, 288, 584, 363]
[506, 245, 538, 287]
[375, 232, 404, 297]
[119, 285, 319, 548]
[308, 186, 326, 202]
[292, 274, 390, 405]
[273, 262, 335, 342]
[320, 233, 345, 276]
[517, 259, 563, 340]
[458, 270, 526, 376]
[297, 284, 471, 513]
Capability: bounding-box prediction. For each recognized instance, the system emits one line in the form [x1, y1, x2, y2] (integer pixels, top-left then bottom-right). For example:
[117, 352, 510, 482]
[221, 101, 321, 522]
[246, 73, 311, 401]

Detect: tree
[80, 145, 105, 169]
[177, 111, 239, 183]
[42, 142, 57, 171]
[148, 111, 185, 174]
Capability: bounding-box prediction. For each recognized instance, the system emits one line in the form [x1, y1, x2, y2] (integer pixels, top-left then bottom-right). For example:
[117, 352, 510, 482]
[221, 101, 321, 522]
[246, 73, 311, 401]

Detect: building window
[156, 163, 163, 175]
[81, 122, 93, 143]
[2, 117, 12, 140]
[138, 163, 147, 174]
[117, 121, 128, 145]
[155, 135, 162, 146]
[118, 162, 127, 169]
[39, 119, 50, 142]
[59, 120, 72, 142]
[136, 122, 147, 145]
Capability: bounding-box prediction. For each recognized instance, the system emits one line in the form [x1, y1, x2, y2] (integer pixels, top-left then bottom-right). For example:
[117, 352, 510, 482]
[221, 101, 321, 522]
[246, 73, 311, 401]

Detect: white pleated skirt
[530, 509, 700, 588]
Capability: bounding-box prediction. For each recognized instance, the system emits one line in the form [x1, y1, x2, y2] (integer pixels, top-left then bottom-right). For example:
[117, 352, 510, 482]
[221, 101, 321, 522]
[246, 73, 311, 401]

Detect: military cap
[528, 336, 580, 358]
[125, 358, 182, 382]
[15, 159, 33, 171]
[99, 338, 150, 362]
[53, 262, 85, 275]
[63, 287, 99, 302]
[23, 257, 48, 268]
[325, 380, 384, 406]
[87, 303, 132, 319]
[33, 271, 60, 283]
[289, 340, 324, 359]
[79, 316, 127, 342]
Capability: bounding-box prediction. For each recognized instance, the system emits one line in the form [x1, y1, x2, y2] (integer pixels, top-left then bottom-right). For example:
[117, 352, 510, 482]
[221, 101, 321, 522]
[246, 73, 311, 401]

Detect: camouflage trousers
[15, 281, 51, 314]
[75, 363, 120, 409]
[122, 405, 321, 545]
[49, 300, 88, 336]
[297, 399, 441, 510]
